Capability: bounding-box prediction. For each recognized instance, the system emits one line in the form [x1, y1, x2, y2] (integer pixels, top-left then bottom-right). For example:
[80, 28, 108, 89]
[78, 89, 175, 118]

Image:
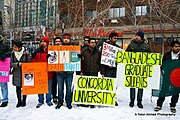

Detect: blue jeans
[38, 80, 52, 103]
[0, 82, 8, 102]
[130, 88, 143, 101]
[57, 72, 73, 105]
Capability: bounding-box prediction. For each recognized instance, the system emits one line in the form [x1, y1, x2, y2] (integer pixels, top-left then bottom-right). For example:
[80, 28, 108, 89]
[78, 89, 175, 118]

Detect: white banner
[101, 42, 124, 67]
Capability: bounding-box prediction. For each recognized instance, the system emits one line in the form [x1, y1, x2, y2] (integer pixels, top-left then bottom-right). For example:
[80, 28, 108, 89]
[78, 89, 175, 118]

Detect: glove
[77, 54, 82, 58]
[46, 54, 51, 59]
[0, 54, 6, 62]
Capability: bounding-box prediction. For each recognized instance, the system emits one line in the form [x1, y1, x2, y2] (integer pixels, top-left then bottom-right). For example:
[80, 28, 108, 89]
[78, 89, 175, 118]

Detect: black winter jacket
[126, 40, 151, 52]
[81, 47, 103, 74]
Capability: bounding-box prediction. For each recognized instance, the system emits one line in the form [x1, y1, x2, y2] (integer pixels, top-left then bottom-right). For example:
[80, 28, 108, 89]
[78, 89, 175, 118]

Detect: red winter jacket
[32, 47, 53, 80]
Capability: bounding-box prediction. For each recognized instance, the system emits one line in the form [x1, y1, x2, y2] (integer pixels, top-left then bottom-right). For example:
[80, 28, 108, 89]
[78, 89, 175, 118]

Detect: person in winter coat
[80, 37, 104, 108]
[0, 35, 10, 107]
[103, 32, 120, 78]
[81, 36, 90, 52]
[52, 36, 62, 104]
[81, 38, 104, 76]
[11, 41, 31, 107]
[126, 31, 151, 109]
[154, 40, 180, 113]
[102, 32, 120, 106]
[32, 37, 53, 108]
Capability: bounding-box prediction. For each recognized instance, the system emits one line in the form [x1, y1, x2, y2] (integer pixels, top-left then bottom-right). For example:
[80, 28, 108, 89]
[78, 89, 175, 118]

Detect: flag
[157, 60, 180, 97]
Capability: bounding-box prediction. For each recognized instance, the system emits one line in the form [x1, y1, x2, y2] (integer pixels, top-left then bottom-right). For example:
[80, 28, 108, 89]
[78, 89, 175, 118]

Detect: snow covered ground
[0, 76, 179, 120]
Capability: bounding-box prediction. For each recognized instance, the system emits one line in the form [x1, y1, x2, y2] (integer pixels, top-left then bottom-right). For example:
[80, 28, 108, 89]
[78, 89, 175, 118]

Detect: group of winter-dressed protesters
[0, 31, 179, 113]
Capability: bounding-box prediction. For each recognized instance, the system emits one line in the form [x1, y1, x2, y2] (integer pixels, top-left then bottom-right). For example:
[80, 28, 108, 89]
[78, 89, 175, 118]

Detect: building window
[135, 6, 147, 16]
[109, 7, 125, 18]
[30, 10, 35, 26]
[86, 10, 97, 20]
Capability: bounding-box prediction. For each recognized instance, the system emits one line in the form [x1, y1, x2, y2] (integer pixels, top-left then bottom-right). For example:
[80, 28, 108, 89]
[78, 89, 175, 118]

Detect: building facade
[0, 0, 15, 35]
[56, 0, 180, 53]
[3, 0, 58, 45]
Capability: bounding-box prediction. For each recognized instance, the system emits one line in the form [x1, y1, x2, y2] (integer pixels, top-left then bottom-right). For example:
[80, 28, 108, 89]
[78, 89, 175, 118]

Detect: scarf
[14, 47, 25, 61]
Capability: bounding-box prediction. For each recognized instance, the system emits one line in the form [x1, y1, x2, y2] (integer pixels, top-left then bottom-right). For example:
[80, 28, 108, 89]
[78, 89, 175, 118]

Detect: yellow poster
[72, 75, 116, 106]
[116, 51, 162, 89]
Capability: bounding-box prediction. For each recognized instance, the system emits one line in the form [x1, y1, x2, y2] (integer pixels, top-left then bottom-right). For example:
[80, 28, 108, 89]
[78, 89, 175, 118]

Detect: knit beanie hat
[41, 37, 49, 45]
[0, 35, 4, 42]
[136, 31, 144, 40]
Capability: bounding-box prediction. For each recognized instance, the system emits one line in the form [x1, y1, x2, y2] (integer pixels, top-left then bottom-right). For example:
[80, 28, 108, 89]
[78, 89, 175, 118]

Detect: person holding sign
[55, 33, 73, 109]
[81, 37, 104, 77]
[11, 41, 31, 107]
[80, 38, 104, 108]
[0, 35, 10, 107]
[52, 37, 62, 104]
[32, 37, 53, 108]
[154, 40, 180, 113]
[103, 32, 120, 77]
[126, 31, 151, 109]
[102, 32, 120, 106]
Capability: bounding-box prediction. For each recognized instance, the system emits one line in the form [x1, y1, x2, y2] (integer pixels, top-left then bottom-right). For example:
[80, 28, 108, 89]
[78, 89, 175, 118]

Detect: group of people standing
[0, 31, 179, 113]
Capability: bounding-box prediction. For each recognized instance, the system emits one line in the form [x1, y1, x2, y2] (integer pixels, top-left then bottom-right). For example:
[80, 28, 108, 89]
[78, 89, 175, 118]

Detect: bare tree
[57, 0, 180, 52]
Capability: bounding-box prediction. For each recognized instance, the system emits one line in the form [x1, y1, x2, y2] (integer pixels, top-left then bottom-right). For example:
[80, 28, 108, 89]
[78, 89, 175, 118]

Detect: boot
[21, 101, 26, 107]
[53, 98, 58, 104]
[21, 95, 27, 107]
[55, 102, 63, 109]
[56, 100, 64, 109]
[67, 104, 72, 109]
[137, 101, 143, 109]
[16, 101, 21, 108]
[129, 99, 134, 107]
[115, 101, 118, 106]
[0, 102, 8, 107]
[16, 87, 22, 107]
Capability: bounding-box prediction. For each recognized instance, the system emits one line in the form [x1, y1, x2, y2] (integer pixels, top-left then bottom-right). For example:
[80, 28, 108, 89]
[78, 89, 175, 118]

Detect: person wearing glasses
[80, 38, 104, 108]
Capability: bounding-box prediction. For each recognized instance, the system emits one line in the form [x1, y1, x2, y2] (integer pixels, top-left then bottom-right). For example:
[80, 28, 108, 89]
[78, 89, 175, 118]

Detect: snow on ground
[0, 76, 179, 120]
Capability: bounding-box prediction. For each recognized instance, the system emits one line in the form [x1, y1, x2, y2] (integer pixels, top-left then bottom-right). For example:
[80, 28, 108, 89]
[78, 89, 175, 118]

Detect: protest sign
[0, 58, 10, 82]
[48, 46, 80, 71]
[116, 51, 162, 89]
[72, 75, 116, 106]
[22, 62, 48, 95]
[101, 42, 124, 67]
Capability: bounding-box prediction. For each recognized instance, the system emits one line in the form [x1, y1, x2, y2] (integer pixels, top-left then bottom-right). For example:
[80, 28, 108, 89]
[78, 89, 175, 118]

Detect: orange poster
[48, 46, 81, 71]
[22, 62, 48, 95]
